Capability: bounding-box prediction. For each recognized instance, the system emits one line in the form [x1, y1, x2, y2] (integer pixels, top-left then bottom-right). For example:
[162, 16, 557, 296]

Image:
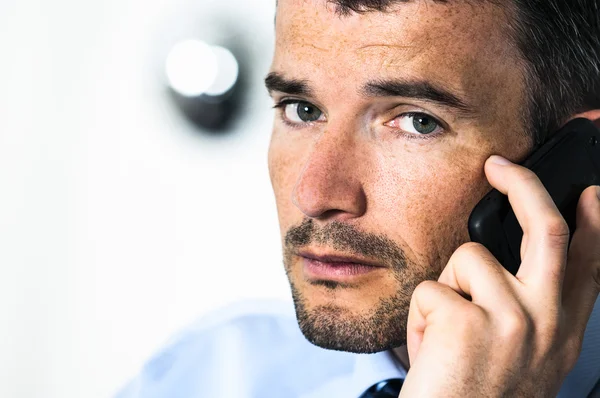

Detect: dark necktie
[358, 378, 404, 398]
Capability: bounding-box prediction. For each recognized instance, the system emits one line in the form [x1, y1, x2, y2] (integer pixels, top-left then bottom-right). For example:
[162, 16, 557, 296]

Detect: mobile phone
[468, 118, 600, 275]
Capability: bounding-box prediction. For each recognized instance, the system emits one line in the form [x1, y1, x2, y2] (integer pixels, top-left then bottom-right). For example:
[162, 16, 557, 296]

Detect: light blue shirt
[116, 298, 600, 398]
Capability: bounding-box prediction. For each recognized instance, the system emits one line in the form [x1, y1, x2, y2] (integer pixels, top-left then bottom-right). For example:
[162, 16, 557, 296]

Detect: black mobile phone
[468, 118, 600, 276]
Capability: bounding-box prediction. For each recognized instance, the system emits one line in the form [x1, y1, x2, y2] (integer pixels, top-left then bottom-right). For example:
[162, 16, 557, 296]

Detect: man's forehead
[275, 0, 513, 63]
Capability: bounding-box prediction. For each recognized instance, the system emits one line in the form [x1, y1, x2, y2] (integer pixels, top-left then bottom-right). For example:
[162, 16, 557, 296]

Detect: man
[117, 0, 600, 396]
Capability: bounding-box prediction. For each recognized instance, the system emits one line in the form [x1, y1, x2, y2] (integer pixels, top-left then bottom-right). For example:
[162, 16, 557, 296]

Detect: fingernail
[490, 155, 512, 166]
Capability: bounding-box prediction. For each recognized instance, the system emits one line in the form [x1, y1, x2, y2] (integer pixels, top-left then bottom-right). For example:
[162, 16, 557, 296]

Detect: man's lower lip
[302, 257, 383, 281]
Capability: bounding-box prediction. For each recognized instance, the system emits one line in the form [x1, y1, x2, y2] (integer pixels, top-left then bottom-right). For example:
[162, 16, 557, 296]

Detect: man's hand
[400, 155, 600, 397]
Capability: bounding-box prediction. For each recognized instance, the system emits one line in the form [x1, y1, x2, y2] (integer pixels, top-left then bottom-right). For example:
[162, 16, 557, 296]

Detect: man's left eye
[392, 112, 443, 136]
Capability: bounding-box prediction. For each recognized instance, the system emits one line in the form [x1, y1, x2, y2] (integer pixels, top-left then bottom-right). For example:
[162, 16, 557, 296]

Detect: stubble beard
[283, 219, 441, 354]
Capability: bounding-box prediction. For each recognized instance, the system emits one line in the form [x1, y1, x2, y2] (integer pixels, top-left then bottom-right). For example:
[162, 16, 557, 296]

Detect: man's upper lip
[297, 250, 385, 268]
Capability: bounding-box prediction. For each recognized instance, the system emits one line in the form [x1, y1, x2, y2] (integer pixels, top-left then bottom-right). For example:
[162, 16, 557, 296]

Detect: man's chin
[289, 282, 409, 353]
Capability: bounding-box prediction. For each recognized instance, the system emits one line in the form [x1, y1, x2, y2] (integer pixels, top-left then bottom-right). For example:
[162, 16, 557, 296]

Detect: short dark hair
[326, 0, 600, 149]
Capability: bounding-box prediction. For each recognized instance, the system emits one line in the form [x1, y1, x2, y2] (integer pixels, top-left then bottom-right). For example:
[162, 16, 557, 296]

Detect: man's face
[267, 0, 533, 353]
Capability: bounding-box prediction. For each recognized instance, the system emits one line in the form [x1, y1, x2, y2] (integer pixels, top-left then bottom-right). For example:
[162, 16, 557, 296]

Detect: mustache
[284, 218, 408, 270]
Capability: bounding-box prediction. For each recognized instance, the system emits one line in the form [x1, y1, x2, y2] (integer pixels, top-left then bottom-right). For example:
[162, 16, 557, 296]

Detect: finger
[438, 242, 517, 308]
[562, 185, 600, 332]
[407, 280, 470, 365]
[485, 156, 570, 292]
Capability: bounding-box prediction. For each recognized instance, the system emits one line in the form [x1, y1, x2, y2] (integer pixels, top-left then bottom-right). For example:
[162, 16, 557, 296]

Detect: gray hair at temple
[277, 0, 600, 150]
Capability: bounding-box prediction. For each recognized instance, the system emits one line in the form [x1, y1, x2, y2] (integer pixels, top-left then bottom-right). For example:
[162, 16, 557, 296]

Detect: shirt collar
[299, 349, 406, 398]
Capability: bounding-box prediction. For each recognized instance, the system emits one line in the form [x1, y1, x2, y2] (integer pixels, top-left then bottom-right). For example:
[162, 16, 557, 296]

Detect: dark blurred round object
[165, 39, 242, 133]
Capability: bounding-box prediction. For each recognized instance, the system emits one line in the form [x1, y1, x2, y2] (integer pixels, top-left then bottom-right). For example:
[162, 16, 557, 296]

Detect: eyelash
[272, 99, 445, 141]
[393, 112, 444, 141]
[272, 99, 317, 130]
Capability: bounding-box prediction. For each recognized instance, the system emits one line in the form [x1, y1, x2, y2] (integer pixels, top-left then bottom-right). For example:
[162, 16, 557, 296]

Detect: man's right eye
[275, 100, 325, 125]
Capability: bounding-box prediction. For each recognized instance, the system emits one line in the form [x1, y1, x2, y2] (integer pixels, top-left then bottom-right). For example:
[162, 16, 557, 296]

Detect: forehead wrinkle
[355, 43, 420, 71]
[357, 44, 415, 51]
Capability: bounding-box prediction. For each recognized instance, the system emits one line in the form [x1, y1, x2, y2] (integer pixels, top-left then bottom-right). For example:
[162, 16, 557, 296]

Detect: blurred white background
[0, 0, 290, 397]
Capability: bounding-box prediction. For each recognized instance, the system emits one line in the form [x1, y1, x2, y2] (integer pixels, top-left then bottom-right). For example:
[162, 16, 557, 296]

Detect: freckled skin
[268, 0, 534, 355]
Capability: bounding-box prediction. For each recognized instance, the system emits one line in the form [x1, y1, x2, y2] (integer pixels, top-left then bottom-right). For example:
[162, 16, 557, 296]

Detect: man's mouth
[297, 250, 386, 283]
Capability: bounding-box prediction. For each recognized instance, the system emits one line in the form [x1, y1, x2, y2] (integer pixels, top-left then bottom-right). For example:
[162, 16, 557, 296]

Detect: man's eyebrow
[264, 73, 477, 116]
[362, 79, 477, 116]
[264, 72, 314, 96]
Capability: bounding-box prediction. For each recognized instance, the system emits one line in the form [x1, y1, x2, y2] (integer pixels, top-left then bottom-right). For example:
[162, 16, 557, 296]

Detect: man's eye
[394, 112, 443, 136]
[282, 101, 324, 123]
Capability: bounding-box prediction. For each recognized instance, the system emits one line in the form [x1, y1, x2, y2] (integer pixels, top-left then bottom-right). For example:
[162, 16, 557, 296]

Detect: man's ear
[569, 109, 600, 128]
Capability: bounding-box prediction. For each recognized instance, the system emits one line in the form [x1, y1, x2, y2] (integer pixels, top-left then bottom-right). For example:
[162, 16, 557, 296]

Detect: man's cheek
[268, 149, 307, 232]
[394, 171, 485, 270]
[269, 137, 298, 193]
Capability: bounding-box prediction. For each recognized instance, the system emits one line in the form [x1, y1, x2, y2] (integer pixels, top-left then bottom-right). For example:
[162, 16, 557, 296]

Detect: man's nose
[291, 131, 367, 221]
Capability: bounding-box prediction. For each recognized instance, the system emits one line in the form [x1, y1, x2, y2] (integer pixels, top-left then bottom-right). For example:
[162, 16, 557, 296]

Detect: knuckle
[544, 217, 570, 240]
[499, 309, 533, 341]
[412, 280, 439, 299]
[454, 305, 488, 336]
[452, 242, 487, 264]
[450, 242, 500, 275]
[457, 241, 486, 254]
[415, 279, 439, 292]
[464, 305, 487, 325]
